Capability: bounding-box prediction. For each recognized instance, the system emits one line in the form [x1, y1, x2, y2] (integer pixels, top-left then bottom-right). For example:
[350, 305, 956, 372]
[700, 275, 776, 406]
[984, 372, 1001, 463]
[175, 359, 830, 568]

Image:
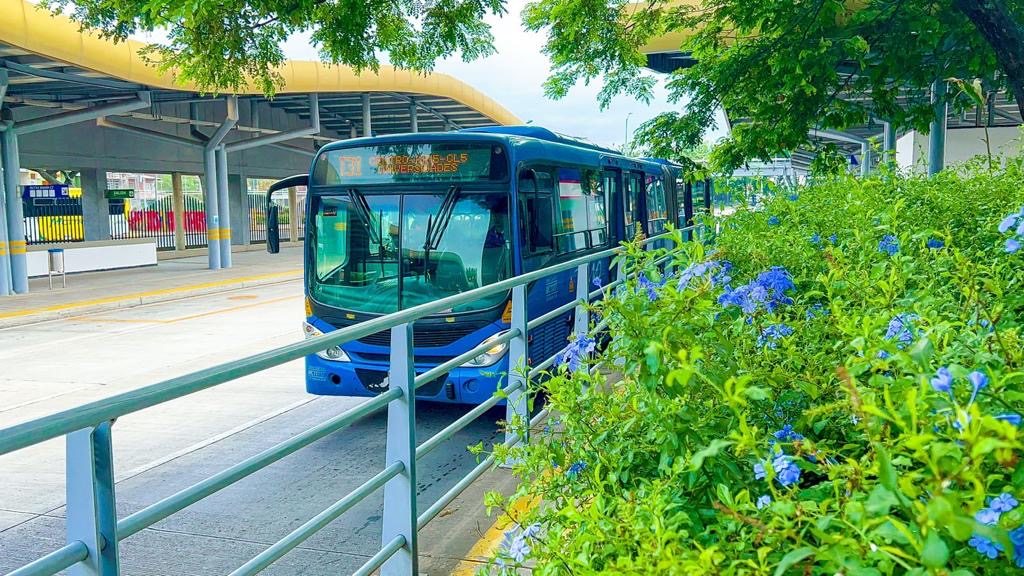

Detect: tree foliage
[523, 0, 1024, 171]
[42, 0, 507, 94]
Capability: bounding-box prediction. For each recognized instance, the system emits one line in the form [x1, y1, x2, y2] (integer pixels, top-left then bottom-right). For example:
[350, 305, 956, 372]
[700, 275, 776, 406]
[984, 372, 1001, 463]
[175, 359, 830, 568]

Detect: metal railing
[0, 228, 689, 576]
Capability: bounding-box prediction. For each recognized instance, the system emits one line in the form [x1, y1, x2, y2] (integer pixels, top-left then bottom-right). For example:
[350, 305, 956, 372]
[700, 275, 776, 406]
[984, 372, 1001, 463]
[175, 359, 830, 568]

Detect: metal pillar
[216, 145, 231, 268]
[409, 101, 418, 133]
[381, 323, 418, 575]
[350, 124, 358, 139]
[362, 94, 372, 138]
[172, 173, 185, 251]
[505, 284, 529, 448]
[80, 168, 111, 241]
[860, 142, 871, 178]
[574, 263, 589, 338]
[929, 79, 947, 176]
[203, 148, 221, 269]
[66, 421, 119, 575]
[1, 128, 27, 293]
[883, 122, 896, 165]
[288, 187, 299, 242]
[0, 130, 9, 295]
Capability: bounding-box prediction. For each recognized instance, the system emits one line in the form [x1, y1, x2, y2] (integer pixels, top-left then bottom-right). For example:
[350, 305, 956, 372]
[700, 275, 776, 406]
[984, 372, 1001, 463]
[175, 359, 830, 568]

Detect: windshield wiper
[421, 186, 461, 277]
[347, 187, 381, 245]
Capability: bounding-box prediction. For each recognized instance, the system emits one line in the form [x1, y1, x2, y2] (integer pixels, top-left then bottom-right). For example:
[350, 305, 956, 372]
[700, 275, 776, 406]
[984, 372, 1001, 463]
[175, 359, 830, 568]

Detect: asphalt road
[0, 279, 506, 575]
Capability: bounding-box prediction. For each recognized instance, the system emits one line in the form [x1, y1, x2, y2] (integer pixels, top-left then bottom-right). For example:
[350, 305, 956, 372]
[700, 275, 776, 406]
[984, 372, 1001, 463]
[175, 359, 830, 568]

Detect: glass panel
[310, 192, 510, 315]
[311, 194, 401, 315]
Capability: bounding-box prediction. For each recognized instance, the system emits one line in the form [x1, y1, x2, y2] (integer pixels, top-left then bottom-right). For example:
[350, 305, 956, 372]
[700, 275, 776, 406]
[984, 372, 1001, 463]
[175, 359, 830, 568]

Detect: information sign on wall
[21, 184, 70, 200]
[105, 189, 136, 199]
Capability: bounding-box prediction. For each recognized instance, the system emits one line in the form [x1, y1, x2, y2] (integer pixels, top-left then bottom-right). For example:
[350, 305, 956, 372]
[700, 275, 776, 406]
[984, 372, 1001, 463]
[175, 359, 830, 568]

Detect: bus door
[623, 171, 646, 240]
[602, 169, 624, 244]
[644, 173, 671, 250]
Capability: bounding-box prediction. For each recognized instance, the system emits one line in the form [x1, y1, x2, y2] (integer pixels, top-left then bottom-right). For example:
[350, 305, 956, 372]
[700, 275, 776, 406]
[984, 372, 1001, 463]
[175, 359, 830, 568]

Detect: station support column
[288, 187, 299, 242]
[228, 173, 249, 246]
[409, 100, 418, 133]
[203, 148, 221, 269]
[172, 173, 185, 251]
[80, 168, 111, 241]
[216, 145, 232, 267]
[362, 94, 372, 138]
[929, 79, 947, 176]
[0, 72, 9, 295]
[1, 127, 28, 293]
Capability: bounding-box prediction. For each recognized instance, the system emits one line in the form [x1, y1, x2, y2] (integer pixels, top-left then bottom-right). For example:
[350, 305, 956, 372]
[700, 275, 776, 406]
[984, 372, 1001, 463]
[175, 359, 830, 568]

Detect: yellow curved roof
[0, 0, 521, 126]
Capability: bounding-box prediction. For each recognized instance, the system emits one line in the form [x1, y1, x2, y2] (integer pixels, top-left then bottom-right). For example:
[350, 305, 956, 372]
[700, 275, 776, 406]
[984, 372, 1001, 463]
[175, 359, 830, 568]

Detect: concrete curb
[0, 272, 302, 329]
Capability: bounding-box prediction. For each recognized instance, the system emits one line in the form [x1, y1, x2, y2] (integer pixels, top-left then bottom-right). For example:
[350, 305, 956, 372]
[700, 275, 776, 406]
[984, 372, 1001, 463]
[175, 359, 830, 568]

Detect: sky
[275, 0, 725, 150]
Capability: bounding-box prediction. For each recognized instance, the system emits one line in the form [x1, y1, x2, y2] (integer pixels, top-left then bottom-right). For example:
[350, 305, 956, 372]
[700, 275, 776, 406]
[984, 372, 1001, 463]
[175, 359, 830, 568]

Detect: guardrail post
[381, 323, 417, 575]
[505, 285, 529, 448]
[66, 421, 119, 575]
[574, 263, 589, 338]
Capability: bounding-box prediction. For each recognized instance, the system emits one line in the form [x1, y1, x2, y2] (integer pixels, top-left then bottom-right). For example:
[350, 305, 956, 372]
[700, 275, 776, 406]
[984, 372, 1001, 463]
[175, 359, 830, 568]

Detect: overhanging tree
[522, 0, 1024, 170]
[42, 0, 507, 95]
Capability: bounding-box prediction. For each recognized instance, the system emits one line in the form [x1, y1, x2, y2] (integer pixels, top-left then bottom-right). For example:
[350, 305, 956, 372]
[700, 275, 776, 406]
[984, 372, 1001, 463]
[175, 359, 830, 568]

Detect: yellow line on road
[451, 495, 537, 576]
[66, 294, 301, 325]
[0, 269, 301, 320]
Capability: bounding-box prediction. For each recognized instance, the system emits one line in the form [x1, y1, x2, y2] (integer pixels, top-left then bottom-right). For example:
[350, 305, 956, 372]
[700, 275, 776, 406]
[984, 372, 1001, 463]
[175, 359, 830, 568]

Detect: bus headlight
[462, 332, 509, 367]
[303, 321, 351, 362]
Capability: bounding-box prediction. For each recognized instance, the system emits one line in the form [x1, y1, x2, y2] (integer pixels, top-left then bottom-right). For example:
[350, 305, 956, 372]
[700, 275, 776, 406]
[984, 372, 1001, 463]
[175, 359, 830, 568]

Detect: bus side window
[518, 170, 555, 261]
[646, 175, 667, 234]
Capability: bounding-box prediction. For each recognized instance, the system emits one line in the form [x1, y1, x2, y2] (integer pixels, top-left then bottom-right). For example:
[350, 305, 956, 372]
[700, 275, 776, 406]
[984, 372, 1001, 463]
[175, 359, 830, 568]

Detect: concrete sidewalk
[0, 247, 303, 328]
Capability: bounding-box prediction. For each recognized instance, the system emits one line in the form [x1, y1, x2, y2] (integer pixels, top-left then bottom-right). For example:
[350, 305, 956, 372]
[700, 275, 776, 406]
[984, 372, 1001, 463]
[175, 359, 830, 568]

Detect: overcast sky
[276, 0, 725, 149]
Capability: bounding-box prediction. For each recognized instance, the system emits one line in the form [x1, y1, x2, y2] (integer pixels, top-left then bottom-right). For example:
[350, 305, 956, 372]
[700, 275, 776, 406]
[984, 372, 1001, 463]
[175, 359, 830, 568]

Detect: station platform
[0, 247, 303, 328]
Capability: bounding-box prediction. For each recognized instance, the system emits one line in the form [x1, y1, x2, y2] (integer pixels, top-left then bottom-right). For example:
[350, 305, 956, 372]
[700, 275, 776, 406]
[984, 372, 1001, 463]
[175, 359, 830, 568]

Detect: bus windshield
[310, 191, 511, 315]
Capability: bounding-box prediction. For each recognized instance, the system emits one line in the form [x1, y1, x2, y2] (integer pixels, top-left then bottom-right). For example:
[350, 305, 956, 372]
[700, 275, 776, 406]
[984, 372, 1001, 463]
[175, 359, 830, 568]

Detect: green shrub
[487, 160, 1024, 575]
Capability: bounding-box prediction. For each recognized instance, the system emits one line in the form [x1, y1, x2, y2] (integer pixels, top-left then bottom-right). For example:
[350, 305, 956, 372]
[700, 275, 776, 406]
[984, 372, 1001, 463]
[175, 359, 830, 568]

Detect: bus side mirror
[267, 204, 281, 254]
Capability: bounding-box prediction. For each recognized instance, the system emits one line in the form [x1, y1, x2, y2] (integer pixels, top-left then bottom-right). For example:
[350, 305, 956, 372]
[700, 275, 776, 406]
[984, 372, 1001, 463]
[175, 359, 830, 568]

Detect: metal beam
[97, 117, 206, 149]
[203, 96, 239, 270]
[225, 94, 320, 153]
[1, 60, 142, 91]
[387, 93, 462, 130]
[13, 92, 151, 135]
[808, 128, 869, 146]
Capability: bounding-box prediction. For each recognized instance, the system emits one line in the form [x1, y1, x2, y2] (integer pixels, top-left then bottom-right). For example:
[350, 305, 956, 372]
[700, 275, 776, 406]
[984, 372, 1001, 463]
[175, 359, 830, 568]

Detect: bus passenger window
[646, 176, 668, 234]
[518, 169, 555, 258]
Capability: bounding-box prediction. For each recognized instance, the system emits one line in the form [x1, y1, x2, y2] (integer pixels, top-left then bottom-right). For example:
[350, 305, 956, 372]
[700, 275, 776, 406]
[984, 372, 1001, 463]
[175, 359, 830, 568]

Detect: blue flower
[556, 336, 596, 373]
[788, 193, 799, 201]
[638, 272, 660, 301]
[878, 235, 900, 256]
[772, 453, 801, 487]
[506, 532, 531, 562]
[990, 493, 1019, 513]
[773, 424, 804, 442]
[592, 276, 603, 289]
[753, 461, 766, 480]
[976, 507, 1000, 525]
[828, 234, 838, 244]
[805, 303, 828, 320]
[758, 324, 794, 349]
[566, 461, 587, 479]
[968, 370, 989, 405]
[1011, 527, 1024, 568]
[996, 413, 1022, 426]
[767, 216, 780, 226]
[930, 367, 953, 393]
[1008, 238, 1021, 253]
[927, 238, 945, 250]
[999, 212, 1020, 234]
[969, 534, 1003, 559]
[522, 523, 542, 539]
[677, 260, 719, 292]
[884, 313, 918, 349]
[711, 261, 733, 287]
[810, 233, 822, 246]
[756, 494, 772, 509]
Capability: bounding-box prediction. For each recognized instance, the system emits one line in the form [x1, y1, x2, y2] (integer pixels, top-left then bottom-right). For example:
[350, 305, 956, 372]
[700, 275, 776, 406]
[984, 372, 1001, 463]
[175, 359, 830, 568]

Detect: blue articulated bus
[265, 126, 711, 404]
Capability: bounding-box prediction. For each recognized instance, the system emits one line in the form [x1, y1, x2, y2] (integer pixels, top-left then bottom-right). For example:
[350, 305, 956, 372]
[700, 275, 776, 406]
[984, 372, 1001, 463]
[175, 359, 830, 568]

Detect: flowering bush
[485, 161, 1024, 574]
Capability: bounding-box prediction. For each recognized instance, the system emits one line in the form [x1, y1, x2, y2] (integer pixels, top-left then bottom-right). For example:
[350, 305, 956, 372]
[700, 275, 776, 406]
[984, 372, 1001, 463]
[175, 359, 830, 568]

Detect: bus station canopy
[0, 0, 520, 140]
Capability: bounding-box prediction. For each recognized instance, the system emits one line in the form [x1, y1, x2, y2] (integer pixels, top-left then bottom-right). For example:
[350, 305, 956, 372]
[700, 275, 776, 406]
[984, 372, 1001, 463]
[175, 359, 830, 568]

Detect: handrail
[1, 224, 695, 576]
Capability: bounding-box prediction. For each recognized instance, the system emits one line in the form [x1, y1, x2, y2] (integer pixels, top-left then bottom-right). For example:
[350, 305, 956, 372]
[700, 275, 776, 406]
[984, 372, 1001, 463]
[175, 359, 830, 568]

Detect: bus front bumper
[305, 354, 509, 405]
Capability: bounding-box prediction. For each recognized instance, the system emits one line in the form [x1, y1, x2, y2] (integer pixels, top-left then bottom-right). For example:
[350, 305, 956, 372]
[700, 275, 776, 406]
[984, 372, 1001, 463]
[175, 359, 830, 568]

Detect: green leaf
[921, 531, 949, 568]
[866, 485, 899, 516]
[689, 439, 734, 471]
[773, 547, 814, 576]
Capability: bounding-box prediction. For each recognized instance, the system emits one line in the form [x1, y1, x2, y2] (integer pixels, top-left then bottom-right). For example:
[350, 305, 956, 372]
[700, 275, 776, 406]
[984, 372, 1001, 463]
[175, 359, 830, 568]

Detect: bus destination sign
[316, 144, 504, 185]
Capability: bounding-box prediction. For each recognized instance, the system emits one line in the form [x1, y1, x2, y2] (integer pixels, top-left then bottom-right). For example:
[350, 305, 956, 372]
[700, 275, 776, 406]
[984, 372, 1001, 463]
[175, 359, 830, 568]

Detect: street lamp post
[624, 112, 634, 153]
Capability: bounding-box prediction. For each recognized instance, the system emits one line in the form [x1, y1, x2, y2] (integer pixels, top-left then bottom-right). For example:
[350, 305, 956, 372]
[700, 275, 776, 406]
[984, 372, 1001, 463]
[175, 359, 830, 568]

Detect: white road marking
[0, 386, 92, 414]
[114, 396, 319, 483]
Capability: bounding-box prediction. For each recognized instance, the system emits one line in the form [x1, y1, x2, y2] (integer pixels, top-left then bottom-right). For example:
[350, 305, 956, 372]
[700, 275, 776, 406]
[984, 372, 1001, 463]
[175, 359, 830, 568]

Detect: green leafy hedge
[487, 160, 1024, 575]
